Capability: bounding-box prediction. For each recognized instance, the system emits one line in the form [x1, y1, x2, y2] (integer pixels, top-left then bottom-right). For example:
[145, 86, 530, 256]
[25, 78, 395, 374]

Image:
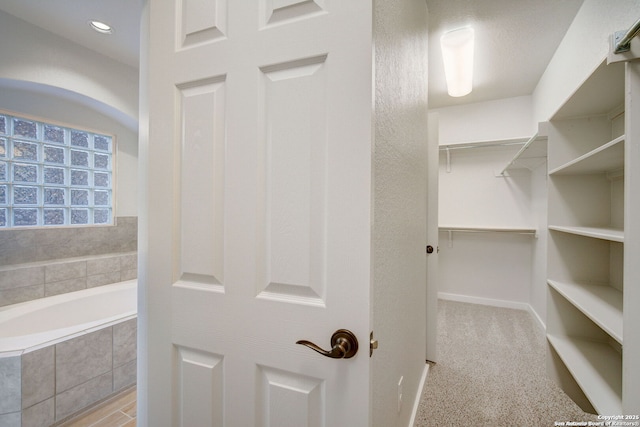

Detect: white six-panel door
[144, 1, 374, 425]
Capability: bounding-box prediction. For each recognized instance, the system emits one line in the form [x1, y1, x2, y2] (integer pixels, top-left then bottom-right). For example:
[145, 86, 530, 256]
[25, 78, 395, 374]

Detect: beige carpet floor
[414, 300, 600, 426]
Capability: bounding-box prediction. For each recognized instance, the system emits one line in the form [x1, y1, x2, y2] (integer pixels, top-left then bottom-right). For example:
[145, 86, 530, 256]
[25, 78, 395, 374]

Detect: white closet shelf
[548, 225, 624, 242]
[547, 279, 623, 344]
[552, 60, 625, 120]
[547, 334, 622, 416]
[549, 135, 624, 175]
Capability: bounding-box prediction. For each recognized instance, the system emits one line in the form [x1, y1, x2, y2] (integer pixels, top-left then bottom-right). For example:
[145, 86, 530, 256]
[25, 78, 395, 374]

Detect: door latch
[370, 331, 378, 357]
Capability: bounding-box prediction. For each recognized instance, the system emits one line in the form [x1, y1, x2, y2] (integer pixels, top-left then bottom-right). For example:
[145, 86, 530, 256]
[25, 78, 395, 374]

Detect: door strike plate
[370, 331, 378, 357]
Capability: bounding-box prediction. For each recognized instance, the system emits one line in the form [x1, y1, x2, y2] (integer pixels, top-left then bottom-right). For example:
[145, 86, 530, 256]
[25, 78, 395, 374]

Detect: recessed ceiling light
[89, 20, 113, 34]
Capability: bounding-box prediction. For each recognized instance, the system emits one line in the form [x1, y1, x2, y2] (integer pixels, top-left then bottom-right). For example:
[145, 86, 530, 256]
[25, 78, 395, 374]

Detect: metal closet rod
[439, 139, 528, 151]
[439, 138, 529, 173]
[439, 227, 537, 235]
[614, 17, 640, 54]
[439, 227, 538, 247]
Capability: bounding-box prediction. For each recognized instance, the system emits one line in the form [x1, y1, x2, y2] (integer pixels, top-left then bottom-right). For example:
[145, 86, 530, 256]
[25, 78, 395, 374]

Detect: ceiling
[0, 0, 585, 109]
[427, 0, 585, 108]
[0, 0, 143, 69]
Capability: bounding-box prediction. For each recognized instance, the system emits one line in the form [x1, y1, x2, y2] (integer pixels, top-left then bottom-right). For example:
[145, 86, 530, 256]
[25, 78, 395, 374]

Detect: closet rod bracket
[613, 17, 640, 54]
[609, 17, 640, 62]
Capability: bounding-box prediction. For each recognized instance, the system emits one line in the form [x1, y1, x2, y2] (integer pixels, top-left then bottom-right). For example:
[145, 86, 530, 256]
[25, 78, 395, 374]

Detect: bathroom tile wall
[0, 252, 137, 307]
[0, 356, 21, 415]
[0, 216, 137, 307]
[0, 317, 137, 426]
[0, 216, 136, 266]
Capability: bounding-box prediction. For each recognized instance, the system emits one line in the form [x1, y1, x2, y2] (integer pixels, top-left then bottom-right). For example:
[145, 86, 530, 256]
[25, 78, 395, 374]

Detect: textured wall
[373, 1, 429, 426]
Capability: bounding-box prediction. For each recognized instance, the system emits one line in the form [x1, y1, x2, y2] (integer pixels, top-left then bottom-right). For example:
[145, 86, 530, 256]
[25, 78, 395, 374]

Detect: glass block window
[0, 112, 114, 228]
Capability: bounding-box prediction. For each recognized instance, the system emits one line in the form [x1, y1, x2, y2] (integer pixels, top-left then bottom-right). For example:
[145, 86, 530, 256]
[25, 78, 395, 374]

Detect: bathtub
[0, 280, 136, 353]
[0, 280, 137, 426]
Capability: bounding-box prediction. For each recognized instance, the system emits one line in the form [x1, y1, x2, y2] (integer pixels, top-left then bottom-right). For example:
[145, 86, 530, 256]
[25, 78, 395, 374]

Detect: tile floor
[58, 387, 136, 427]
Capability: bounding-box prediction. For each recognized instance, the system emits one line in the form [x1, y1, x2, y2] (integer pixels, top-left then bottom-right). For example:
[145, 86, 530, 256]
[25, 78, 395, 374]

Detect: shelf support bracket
[445, 147, 451, 173]
[497, 132, 539, 177]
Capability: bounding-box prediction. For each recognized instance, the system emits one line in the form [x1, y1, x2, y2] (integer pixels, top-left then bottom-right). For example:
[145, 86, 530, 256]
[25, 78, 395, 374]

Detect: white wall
[533, 0, 640, 122]
[438, 231, 533, 306]
[438, 144, 535, 307]
[529, 162, 548, 328]
[434, 97, 540, 308]
[0, 10, 138, 216]
[432, 95, 536, 145]
[439, 145, 534, 228]
[373, 1, 429, 426]
[0, 9, 138, 129]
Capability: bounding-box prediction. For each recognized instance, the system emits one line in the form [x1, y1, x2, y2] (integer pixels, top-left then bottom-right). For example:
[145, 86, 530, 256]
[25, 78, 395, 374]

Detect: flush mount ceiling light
[440, 27, 474, 97]
[89, 20, 113, 34]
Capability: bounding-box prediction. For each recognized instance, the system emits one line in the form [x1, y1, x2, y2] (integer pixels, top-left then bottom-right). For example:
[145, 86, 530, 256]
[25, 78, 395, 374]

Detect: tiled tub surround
[0, 252, 137, 307]
[0, 217, 137, 266]
[0, 281, 137, 426]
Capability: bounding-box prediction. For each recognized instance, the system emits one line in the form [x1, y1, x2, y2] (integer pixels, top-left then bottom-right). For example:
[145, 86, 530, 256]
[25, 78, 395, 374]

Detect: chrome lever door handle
[296, 329, 359, 359]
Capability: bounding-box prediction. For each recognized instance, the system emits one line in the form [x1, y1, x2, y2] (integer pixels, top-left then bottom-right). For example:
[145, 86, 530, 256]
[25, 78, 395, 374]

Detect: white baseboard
[438, 292, 530, 311]
[438, 292, 547, 333]
[408, 363, 429, 427]
[527, 304, 546, 333]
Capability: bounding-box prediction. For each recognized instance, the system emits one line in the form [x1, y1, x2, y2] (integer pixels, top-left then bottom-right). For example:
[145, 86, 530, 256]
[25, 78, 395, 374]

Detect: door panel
[178, 78, 226, 287]
[257, 55, 328, 305]
[146, 1, 373, 425]
[260, 0, 327, 28]
[178, 0, 226, 47]
[177, 346, 224, 426]
[257, 365, 324, 427]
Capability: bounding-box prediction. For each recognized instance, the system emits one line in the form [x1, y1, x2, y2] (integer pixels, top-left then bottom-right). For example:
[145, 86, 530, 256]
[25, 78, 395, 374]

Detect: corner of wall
[532, 0, 640, 122]
[372, 0, 429, 426]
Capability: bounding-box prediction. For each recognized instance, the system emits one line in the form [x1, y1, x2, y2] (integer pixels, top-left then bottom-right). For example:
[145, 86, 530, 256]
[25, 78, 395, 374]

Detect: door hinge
[370, 331, 378, 357]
